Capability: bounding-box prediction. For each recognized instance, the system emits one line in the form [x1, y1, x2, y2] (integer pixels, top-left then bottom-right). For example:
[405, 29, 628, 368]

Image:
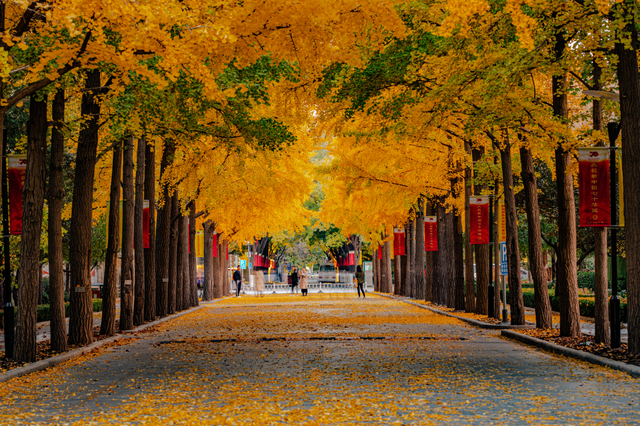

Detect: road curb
[0, 296, 233, 383]
[375, 292, 535, 330]
[501, 329, 640, 378]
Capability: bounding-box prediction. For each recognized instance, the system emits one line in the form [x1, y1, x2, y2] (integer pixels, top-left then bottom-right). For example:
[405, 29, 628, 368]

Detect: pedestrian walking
[355, 265, 366, 298]
[290, 267, 299, 294]
[233, 266, 243, 297]
[254, 269, 265, 297]
[300, 267, 309, 296]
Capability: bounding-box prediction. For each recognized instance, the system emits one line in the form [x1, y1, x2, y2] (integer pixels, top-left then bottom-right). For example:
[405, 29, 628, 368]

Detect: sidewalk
[0, 303, 120, 351]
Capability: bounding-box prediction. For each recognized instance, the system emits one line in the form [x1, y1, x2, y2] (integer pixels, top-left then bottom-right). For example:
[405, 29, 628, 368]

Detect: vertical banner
[393, 228, 406, 256]
[377, 246, 382, 259]
[497, 200, 506, 242]
[212, 231, 218, 257]
[578, 148, 610, 227]
[8, 155, 27, 235]
[470, 196, 490, 244]
[348, 251, 355, 265]
[195, 230, 204, 257]
[143, 200, 150, 248]
[618, 150, 624, 227]
[424, 216, 438, 251]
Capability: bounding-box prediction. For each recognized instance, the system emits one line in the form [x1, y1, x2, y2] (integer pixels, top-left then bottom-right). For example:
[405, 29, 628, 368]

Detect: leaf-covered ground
[0, 293, 639, 425]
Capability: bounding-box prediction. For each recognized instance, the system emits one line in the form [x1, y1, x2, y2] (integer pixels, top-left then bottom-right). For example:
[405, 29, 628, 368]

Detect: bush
[577, 271, 595, 291]
[506, 290, 628, 323]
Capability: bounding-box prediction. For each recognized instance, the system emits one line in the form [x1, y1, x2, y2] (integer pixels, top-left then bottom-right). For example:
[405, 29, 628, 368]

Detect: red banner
[470, 196, 490, 244]
[348, 251, 355, 265]
[424, 216, 438, 251]
[143, 201, 150, 248]
[213, 232, 218, 257]
[8, 155, 27, 235]
[578, 148, 610, 227]
[377, 246, 382, 259]
[393, 228, 406, 256]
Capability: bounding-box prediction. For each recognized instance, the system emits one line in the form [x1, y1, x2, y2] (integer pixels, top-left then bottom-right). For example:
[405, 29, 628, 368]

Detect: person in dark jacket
[290, 267, 299, 294]
[355, 265, 366, 298]
[233, 266, 243, 297]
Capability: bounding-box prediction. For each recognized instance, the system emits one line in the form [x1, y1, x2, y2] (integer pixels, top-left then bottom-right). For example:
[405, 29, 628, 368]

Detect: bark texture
[189, 203, 198, 306]
[616, 4, 640, 353]
[520, 146, 553, 329]
[48, 89, 68, 353]
[553, 36, 581, 337]
[15, 94, 47, 362]
[202, 223, 214, 301]
[155, 145, 173, 318]
[589, 60, 610, 344]
[464, 141, 475, 312]
[133, 138, 146, 326]
[454, 209, 465, 311]
[119, 136, 135, 331]
[176, 211, 185, 311]
[100, 142, 121, 336]
[68, 70, 101, 346]
[500, 142, 525, 325]
[168, 191, 179, 313]
[409, 219, 416, 298]
[144, 142, 156, 322]
[415, 204, 426, 300]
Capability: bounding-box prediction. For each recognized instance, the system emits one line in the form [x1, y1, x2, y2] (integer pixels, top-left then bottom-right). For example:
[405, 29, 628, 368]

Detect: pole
[488, 195, 494, 318]
[501, 275, 508, 323]
[2, 129, 14, 358]
[608, 122, 621, 348]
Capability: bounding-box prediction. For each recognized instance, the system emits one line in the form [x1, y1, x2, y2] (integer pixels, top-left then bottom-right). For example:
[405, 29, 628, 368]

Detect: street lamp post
[607, 122, 621, 349]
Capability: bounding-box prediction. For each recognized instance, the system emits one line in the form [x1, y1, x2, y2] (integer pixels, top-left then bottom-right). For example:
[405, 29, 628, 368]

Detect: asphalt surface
[0, 293, 638, 425]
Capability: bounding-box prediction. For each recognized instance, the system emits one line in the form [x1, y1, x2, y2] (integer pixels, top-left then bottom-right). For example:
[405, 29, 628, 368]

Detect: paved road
[0, 294, 638, 425]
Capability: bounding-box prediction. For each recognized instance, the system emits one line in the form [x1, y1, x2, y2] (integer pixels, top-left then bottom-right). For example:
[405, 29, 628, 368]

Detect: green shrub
[577, 271, 595, 291]
[505, 290, 627, 323]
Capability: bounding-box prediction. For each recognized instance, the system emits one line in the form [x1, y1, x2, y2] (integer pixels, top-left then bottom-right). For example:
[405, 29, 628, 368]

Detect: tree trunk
[385, 240, 393, 293]
[48, 89, 68, 353]
[133, 138, 146, 326]
[155, 145, 173, 318]
[223, 240, 230, 295]
[454, 209, 465, 311]
[68, 69, 101, 346]
[464, 141, 476, 312]
[100, 141, 121, 336]
[591, 61, 610, 344]
[119, 135, 134, 331]
[500, 141, 525, 325]
[435, 203, 448, 305]
[14, 94, 47, 362]
[415, 202, 426, 300]
[553, 35, 581, 337]
[520, 146, 553, 329]
[176, 210, 184, 311]
[189, 203, 198, 306]
[409, 219, 416, 298]
[616, 4, 640, 353]
[403, 224, 412, 297]
[144, 140, 156, 322]
[394, 254, 402, 295]
[493, 190, 501, 319]
[181, 215, 190, 307]
[445, 205, 456, 309]
[168, 191, 179, 313]
[203, 223, 214, 301]
[473, 150, 490, 315]
[214, 237, 223, 298]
